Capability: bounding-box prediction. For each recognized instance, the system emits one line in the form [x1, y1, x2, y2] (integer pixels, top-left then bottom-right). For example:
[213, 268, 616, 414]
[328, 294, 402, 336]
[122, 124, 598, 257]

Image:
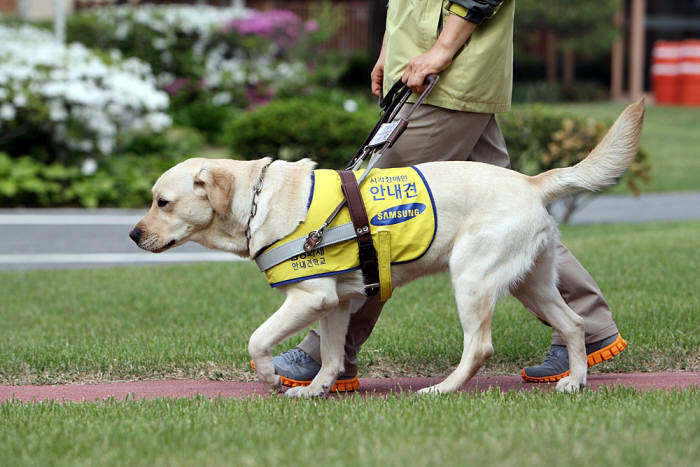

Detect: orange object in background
[679, 39, 700, 106]
[651, 41, 681, 105]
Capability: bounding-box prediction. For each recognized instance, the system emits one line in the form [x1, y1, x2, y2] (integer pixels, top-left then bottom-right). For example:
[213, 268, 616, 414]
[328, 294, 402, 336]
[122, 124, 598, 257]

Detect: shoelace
[279, 348, 312, 365]
[542, 345, 569, 366]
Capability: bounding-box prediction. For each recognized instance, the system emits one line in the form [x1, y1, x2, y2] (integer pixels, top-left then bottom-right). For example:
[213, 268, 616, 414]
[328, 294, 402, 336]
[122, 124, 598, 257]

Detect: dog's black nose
[129, 227, 142, 244]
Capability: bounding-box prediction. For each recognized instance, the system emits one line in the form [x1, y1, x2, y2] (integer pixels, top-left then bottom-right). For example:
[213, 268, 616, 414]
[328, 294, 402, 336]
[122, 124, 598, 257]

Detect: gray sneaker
[521, 333, 627, 383]
[252, 347, 360, 391]
[272, 348, 322, 381]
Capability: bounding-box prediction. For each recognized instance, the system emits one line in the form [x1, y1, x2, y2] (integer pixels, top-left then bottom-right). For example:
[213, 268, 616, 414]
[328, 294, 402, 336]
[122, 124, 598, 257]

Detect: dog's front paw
[285, 385, 326, 399]
[555, 376, 585, 393]
[251, 357, 282, 393]
[259, 374, 282, 393]
[417, 384, 450, 395]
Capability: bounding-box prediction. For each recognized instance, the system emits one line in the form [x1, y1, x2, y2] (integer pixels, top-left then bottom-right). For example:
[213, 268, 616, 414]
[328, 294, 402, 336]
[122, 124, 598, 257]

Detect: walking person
[270, 0, 626, 391]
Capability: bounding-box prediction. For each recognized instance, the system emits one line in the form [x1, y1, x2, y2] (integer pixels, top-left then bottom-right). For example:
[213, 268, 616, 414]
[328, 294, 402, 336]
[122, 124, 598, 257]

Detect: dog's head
[129, 158, 234, 253]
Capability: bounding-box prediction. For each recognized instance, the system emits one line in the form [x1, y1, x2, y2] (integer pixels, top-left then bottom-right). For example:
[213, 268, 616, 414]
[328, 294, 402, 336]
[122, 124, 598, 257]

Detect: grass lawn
[1, 221, 698, 385]
[541, 102, 700, 193]
[1, 389, 698, 467]
[1, 221, 698, 466]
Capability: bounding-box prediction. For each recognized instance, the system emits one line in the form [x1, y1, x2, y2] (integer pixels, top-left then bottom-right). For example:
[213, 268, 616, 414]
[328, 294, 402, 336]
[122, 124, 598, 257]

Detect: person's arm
[401, 14, 476, 93]
[401, 0, 505, 93]
[449, 0, 505, 26]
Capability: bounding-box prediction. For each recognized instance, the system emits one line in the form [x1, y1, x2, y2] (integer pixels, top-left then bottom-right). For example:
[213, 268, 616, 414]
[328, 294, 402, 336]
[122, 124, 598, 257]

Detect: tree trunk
[610, 8, 625, 99]
[369, 0, 388, 59]
[545, 28, 558, 83]
[629, 0, 647, 99]
[563, 48, 575, 84]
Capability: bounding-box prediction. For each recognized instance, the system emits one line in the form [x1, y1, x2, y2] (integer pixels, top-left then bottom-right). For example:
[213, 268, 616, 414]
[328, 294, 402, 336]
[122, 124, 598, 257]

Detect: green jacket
[384, 0, 514, 114]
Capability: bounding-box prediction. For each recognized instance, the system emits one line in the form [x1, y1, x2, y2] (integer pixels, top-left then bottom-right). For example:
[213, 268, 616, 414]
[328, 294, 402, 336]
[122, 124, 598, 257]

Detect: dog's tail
[532, 97, 645, 205]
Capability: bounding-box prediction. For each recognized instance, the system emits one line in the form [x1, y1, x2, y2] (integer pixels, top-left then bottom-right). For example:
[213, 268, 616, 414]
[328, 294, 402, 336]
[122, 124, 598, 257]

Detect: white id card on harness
[368, 121, 400, 148]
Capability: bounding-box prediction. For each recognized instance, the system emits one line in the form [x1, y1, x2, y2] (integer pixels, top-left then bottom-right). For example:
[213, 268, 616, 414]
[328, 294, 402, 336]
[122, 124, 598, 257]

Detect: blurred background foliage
[0, 1, 651, 212]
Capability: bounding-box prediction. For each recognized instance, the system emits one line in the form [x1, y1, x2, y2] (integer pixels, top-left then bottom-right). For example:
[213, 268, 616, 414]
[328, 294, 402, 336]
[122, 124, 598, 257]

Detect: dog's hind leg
[286, 302, 350, 398]
[418, 243, 501, 395]
[511, 248, 587, 392]
[418, 287, 496, 395]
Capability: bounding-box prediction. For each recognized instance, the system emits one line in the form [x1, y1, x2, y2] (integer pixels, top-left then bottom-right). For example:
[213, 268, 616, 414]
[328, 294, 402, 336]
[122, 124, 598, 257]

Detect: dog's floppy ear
[194, 165, 233, 216]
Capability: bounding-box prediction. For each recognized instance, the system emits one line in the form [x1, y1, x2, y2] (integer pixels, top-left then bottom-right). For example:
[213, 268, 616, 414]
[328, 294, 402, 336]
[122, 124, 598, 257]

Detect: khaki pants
[299, 105, 618, 374]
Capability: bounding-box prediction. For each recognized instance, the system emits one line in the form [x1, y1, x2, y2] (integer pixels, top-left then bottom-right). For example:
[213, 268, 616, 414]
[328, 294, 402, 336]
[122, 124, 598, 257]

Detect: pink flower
[246, 86, 274, 108]
[163, 77, 190, 95]
[304, 19, 319, 32]
[225, 10, 301, 44]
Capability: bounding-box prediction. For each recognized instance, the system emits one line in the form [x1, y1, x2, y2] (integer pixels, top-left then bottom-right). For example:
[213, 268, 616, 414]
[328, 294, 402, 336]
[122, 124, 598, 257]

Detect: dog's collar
[245, 159, 274, 256]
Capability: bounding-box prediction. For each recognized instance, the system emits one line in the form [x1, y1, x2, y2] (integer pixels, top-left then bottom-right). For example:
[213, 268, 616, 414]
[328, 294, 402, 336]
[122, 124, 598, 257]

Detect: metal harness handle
[344, 75, 440, 171]
[303, 75, 441, 252]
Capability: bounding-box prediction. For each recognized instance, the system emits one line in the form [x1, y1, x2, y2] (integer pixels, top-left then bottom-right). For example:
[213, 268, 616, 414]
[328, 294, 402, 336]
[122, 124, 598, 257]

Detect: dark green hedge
[226, 98, 376, 169]
[0, 126, 205, 208]
[1, 102, 649, 208]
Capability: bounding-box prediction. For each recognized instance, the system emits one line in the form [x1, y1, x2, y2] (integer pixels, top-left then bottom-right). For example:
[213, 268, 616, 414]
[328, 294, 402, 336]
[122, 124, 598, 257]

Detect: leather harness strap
[337, 170, 380, 296]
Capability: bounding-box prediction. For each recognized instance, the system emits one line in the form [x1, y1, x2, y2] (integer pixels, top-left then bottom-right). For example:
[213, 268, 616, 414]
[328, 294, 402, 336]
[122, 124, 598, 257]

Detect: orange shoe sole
[279, 374, 360, 392]
[521, 334, 627, 383]
[249, 360, 360, 392]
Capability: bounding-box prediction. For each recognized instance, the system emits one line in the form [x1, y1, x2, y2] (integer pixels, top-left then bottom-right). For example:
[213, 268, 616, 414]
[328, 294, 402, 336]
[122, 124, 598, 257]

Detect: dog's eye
[157, 198, 169, 208]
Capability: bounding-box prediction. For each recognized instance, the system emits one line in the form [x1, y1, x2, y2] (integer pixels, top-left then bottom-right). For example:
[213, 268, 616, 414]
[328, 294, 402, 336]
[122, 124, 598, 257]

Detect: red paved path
[1, 372, 698, 403]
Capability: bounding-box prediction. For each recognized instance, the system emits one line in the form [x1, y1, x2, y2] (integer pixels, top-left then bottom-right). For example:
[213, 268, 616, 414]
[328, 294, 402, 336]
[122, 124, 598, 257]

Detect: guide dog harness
[255, 167, 437, 301]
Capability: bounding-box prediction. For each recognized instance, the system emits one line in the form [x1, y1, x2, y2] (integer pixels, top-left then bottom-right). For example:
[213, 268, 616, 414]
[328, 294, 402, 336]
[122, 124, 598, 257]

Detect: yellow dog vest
[263, 167, 436, 288]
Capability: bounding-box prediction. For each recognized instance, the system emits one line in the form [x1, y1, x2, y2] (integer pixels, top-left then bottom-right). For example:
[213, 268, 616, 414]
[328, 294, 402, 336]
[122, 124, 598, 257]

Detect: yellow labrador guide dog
[130, 99, 644, 397]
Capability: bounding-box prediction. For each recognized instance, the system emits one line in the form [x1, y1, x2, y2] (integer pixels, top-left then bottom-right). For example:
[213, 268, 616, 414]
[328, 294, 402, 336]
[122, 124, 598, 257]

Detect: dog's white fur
[132, 99, 645, 397]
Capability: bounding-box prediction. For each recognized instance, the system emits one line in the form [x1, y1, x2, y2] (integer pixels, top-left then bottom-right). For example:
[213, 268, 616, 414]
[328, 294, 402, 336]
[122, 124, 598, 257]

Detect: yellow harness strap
[377, 229, 392, 301]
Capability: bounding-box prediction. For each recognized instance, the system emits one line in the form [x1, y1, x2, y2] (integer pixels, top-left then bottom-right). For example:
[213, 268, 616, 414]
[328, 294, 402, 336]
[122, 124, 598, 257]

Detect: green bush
[0, 126, 206, 208]
[170, 88, 243, 143]
[0, 152, 177, 208]
[228, 99, 649, 194]
[498, 106, 650, 221]
[226, 98, 375, 168]
[0, 154, 77, 206]
[119, 126, 206, 160]
[1, 101, 651, 210]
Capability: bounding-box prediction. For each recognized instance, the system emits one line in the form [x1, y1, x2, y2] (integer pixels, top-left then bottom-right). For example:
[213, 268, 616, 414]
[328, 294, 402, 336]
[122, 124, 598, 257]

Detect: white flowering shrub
[67, 5, 340, 113]
[0, 23, 171, 163]
[69, 5, 250, 79]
